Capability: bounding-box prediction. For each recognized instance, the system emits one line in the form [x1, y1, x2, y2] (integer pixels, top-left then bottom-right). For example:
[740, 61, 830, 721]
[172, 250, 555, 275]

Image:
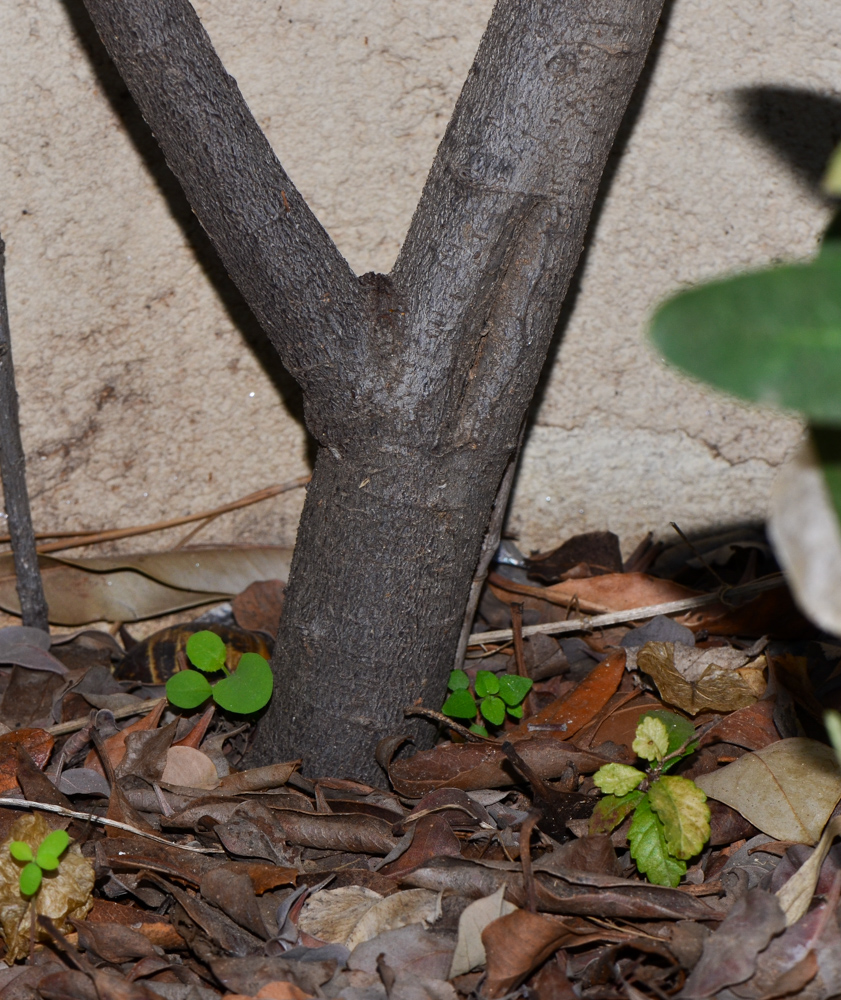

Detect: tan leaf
[449, 885, 517, 978]
[298, 886, 439, 949]
[161, 746, 220, 790]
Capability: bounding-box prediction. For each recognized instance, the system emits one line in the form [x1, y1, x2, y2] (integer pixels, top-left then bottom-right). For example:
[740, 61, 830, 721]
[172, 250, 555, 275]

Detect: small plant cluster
[442, 668, 533, 736]
[166, 630, 273, 714]
[9, 829, 70, 896]
[591, 710, 710, 887]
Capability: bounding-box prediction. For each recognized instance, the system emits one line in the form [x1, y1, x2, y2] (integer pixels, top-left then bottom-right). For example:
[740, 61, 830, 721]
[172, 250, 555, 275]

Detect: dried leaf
[695, 738, 841, 845]
[482, 910, 572, 999]
[232, 579, 286, 634]
[161, 746, 220, 790]
[0, 813, 94, 962]
[298, 887, 439, 949]
[449, 886, 516, 978]
[776, 814, 841, 925]
[0, 728, 54, 794]
[637, 642, 766, 715]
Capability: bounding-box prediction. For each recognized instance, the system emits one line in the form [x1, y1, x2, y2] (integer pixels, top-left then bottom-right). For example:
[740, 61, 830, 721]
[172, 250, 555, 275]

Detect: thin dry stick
[467, 574, 784, 646]
[0, 237, 48, 630]
[0, 475, 310, 554]
[0, 797, 224, 853]
[47, 697, 165, 737]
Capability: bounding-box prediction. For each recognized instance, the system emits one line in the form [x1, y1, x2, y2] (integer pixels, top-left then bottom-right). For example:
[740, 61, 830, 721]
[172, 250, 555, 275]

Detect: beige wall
[0, 0, 834, 560]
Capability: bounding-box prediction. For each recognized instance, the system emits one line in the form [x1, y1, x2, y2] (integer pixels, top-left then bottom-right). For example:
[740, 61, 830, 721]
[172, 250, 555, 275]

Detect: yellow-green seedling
[590, 710, 710, 887]
[442, 668, 532, 736]
[9, 829, 71, 896]
[166, 629, 273, 715]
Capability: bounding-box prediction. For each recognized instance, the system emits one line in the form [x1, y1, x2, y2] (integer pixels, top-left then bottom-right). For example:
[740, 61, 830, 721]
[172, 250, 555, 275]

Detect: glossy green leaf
[506, 703, 524, 719]
[469, 723, 489, 737]
[589, 790, 644, 836]
[36, 830, 69, 870]
[593, 763, 646, 797]
[448, 669, 470, 692]
[442, 689, 477, 720]
[9, 841, 32, 863]
[628, 795, 686, 887]
[651, 249, 841, 422]
[648, 776, 710, 860]
[185, 630, 227, 673]
[480, 695, 506, 726]
[498, 674, 533, 706]
[166, 668, 213, 709]
[475, 670, 499, 698]
[212, 653, 273, 714]
[19, 862, 42, 896]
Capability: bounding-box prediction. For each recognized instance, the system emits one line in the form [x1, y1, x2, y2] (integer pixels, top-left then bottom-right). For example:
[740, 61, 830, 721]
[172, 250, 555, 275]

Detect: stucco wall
[0, 0, 836, 560]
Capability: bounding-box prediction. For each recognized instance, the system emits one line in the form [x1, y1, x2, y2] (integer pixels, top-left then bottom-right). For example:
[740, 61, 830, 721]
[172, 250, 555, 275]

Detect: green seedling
[166, 629, 274, 714]
[590, 710, 710, 887]
[442, 668, 533, 736]
[9, 829, 70, 896]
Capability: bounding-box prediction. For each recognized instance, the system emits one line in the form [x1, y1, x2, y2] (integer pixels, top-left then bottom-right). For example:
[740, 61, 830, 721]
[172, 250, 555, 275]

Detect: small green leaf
[639, 709, 697, 760]
[480, 695, 506, 726]
[19, 862, 42, 896]
[167, 668, 213, 709]
[648, 776, 711, 860]
[36, 830, 70, 871]
[589, 790, 644, 836]
[823, 141, 841, 196]
[498, 674, 533, 706]
[469, 723, 489, 737]
[212, 653, 273, 714]
[825, 709, 841, 769]
[9, 841, 32, 863]
[506, 703, 524, 719]
[628, 796, 686, 887]
[185, 630, 227, 673]
[448, 669, 470, 692]
[593, 763, 646, 797]
[442, 689, 477, 720]
[633, 715, 669, 762]
[475, 671, 499, 697]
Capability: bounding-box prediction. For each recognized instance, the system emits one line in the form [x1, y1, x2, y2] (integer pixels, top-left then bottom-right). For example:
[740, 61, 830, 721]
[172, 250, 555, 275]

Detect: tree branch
[79, 0, 366, 399]
[392, 0, 664, 448]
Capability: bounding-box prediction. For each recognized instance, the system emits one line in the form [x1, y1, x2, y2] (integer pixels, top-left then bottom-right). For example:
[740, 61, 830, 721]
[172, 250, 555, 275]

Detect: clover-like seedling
[9, 829, 70, 896]
[165, 630, 274, 715]
[442, 668, 532, 736]
[590, 710, 710, 887]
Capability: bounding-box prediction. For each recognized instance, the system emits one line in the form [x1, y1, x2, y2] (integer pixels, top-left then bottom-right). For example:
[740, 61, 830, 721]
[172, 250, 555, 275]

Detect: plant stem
[0, 237, 48, 631]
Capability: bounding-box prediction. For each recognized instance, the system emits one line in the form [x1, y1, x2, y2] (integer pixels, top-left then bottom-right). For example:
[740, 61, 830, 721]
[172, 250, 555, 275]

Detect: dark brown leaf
[199, 867, 269, 938]
[483, 910, 571, 998]
[232, 578, 286, 634]
[211, 956, 337, 996]
[71, 918, 159, 963]
[380, 814, 462, 878]
[0, 727, 53, 793]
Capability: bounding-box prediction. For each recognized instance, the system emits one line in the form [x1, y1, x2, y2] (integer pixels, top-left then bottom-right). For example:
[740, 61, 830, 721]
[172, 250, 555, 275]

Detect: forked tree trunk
[79, 0, 664, 780]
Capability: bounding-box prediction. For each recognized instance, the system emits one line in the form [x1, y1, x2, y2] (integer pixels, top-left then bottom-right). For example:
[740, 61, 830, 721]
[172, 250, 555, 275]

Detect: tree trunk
[78, 0, 665, 780]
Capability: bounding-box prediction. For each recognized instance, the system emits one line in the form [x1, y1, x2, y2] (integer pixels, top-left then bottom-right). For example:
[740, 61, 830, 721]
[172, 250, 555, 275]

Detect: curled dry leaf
[482, 910, 573, 999]
[0, 813, 94, 962]
[298, 886, 440, 950]
[636, 641, 767, 715]
[696, 738, 841, 845]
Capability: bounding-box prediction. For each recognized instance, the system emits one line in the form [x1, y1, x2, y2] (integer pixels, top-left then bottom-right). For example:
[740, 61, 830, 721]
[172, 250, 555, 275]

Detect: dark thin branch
[79, 0, 366, 400]
[0, 238, 48, 630]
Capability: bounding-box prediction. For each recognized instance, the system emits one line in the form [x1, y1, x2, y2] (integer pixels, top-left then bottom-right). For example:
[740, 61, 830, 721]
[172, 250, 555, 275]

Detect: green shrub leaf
[498, 674, 533, 706]
[448, 669, 470, 692]
[185, 630, 227, 673]
[650, 250, 841, 422]
[9, 841, 32, 863]
[506, 703, 524, 719]
[442, 689, 477, 719]
[19, 862, 42, 896]
[593, 763, 646, 797]
[469, 723, 489, 737]
[480, 695, 506, 726]
[589, 790, 644, 836]
[475, 670, 499, 697]
[36, 830, 70, 870]
[639, 709, 697, 767]
[633, 715, 669, 762]
[628, 795, 686, 887]
[648, 775, 710, 860]
[212, 653, 273, 714]
[166, 669, 213, 709]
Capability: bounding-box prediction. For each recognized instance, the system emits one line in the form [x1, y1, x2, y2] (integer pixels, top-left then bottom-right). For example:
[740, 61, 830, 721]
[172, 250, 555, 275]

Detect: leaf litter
[0, 529, 839, 996]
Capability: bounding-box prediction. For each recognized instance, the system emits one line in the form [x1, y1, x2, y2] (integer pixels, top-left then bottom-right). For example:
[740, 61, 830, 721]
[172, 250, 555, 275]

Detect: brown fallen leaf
[698, 698, 780, 751]
[449, 886, 517, 978]
[161, 745, 220, 790]
[233, 579, 286, 635]
[299, 886, 440, 950]
[0, 728, 53, 794]
[71, 918, 159, 963]
[84, 699, 166, 777]
[380, 814, 461, 878]
[636, 642, 767, 715]
[482, 910, 575, 998]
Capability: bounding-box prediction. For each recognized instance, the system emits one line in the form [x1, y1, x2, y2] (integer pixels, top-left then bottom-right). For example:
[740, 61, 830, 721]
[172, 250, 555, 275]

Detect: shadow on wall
[735, 87, 841, 196]
[61, 0, 317, 467]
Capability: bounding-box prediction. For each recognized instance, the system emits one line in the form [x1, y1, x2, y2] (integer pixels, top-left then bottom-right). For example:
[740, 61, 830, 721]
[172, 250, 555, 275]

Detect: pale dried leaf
[161, 746, 220, 790]
[298, 886, 439, 949]
[776, 815, 841, 925]
[695, 738, 841, 845]
[449, 885, 517, 979]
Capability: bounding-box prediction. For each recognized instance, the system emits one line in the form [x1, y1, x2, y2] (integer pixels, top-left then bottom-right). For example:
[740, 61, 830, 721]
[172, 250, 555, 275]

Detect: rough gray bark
[78, 0, 664, 780]
[0, 238, 49, 631]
